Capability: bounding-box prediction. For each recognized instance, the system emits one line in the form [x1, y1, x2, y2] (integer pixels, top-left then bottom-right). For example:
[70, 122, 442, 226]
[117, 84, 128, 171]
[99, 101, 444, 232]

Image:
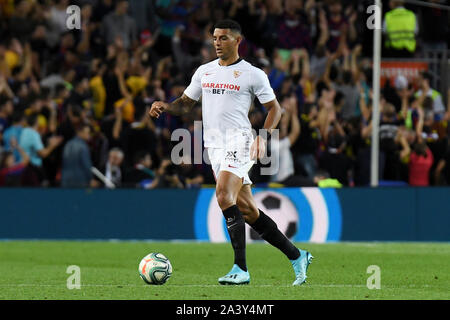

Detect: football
[138, 253, 173, 285]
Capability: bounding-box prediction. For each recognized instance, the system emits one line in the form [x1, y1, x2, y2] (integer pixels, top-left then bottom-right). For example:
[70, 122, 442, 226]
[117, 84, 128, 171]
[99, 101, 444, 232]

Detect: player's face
[213, 28, 240, 60]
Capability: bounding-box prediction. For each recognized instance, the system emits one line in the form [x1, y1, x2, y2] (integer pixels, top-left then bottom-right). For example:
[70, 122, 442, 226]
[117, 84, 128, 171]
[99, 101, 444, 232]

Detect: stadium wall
[0, 187, 449, 241]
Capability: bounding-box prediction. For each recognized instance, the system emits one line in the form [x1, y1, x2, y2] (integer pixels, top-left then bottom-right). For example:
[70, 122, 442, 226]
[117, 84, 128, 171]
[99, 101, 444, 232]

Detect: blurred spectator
[171, 26, 203, 77]
[406, 139, 434, 187]
[2, 110, 25, 162]
[123, 150, 155, 188]
[61, 123, 93, 188]
[413, 91, 448, 184]
[383, 0, 418, 57]
[384, 74, 409, 112]
[58, 104, 84, 143]
[319, 131, 353, 186]
[19, 114, 63, 185]
[92, 0, 115, 24]
[128, 0, 158, 33]
[292, 102, 320, 180]
[177, 155, 204, 189]
[333, 48, 360, 120]
[326, 0, 353, 54]
[313, 169, 343, 188]
[153, 0, 188, 57]
[105, 147, 125, 186]
[269, 95, 301, 184]
[0, 137, 29, 186]
[268, 51, 288, 92]
[47, 0, 71, 47]
[101, 0, 138, 50]
[414, 71, 446, 120]
[151, 158, 184, 189]
[0, 95, 13, 136]
[124, 107, 158, 165]
[8, 0, 36, 43]
[93, 147, 124, 188]
[276, 0, 312, 52]
[379, 102, 403, 180]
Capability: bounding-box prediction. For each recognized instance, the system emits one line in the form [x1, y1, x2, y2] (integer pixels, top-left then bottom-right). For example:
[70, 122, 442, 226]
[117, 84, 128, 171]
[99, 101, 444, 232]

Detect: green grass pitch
[0, 241, 449, 300]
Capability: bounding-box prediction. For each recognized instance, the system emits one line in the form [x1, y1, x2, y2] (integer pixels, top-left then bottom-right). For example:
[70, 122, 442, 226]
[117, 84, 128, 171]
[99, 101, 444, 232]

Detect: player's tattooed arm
[166, 94, 197, 115]
[149, 94, 197, 118]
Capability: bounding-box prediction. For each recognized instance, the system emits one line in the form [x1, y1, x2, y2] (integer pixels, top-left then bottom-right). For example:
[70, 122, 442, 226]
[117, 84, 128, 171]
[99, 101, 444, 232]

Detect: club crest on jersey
[233, 70, 242, 78]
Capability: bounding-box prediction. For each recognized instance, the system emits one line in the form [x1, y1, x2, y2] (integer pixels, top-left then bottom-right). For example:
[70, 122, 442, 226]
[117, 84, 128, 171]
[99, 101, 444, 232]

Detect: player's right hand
[250, 135, 266, 160]
[149, 101, 167, 118]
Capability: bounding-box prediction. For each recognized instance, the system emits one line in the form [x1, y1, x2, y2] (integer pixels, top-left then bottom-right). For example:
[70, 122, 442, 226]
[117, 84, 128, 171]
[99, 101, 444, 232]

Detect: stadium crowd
[0, 0, 449, 189]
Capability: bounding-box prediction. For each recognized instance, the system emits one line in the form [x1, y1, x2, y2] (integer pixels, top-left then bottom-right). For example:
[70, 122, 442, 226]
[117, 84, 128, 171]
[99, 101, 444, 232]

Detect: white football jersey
[184, 58, 276, 148]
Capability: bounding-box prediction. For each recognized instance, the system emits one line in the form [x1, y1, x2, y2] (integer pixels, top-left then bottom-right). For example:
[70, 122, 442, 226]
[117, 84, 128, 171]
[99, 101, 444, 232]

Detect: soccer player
[149, 20, 313, 285]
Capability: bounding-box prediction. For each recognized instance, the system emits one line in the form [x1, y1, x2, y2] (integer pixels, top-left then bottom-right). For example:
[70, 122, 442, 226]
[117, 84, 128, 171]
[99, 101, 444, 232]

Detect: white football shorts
[206, 130, 255, 185]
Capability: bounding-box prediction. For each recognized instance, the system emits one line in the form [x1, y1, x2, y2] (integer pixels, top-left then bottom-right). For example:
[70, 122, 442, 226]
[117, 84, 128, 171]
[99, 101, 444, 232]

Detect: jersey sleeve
[251, 68, 276, 104]
[183, 66, 203, 101]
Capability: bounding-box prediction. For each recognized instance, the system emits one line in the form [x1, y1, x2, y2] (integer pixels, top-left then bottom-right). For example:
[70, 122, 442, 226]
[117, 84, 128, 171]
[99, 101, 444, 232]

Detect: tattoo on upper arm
[180, 94, 197, 108]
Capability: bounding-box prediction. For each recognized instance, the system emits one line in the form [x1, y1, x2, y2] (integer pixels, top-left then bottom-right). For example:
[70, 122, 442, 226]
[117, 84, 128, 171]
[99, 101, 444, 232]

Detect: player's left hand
[250, 135, 266, 160]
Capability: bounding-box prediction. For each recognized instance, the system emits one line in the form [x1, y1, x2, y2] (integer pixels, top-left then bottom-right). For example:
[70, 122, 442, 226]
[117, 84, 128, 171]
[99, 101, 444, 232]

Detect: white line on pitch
[0, 284, 442, 288]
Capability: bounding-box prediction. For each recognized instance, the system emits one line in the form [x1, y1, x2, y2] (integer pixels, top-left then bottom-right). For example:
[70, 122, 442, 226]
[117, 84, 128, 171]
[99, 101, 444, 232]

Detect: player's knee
[216, 189, 235, 210]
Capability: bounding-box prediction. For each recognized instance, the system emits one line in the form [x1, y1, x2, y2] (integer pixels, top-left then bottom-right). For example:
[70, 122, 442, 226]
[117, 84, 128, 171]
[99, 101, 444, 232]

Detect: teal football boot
[290, 249, 314, 286]
[218, 264, 250, 285]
